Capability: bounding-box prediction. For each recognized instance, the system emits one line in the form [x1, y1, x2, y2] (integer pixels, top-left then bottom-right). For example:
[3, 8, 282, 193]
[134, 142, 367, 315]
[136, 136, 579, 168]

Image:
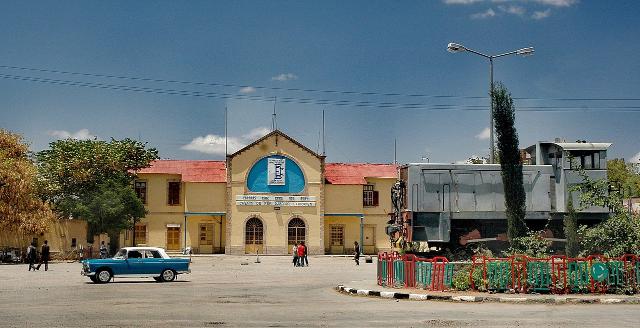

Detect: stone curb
[335, 285, 640, 304]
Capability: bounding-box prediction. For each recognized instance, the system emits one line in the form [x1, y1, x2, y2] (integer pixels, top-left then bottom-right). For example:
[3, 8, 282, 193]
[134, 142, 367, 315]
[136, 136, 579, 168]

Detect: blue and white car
[81, 247, 190, 283]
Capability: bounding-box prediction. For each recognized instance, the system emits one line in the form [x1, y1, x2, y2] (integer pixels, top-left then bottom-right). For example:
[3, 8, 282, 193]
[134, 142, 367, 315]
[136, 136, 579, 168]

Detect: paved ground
[1, 256, 639, 327]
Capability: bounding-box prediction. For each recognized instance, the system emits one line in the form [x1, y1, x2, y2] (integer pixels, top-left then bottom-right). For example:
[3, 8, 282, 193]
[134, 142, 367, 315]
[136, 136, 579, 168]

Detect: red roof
[324, 163, 397, 185]
[137, 160, 226, 183]
[136, 160, 397, 185]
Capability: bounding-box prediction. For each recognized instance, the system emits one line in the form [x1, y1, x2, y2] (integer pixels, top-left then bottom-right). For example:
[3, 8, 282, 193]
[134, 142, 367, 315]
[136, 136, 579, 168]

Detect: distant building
[121, 130, 397, 255]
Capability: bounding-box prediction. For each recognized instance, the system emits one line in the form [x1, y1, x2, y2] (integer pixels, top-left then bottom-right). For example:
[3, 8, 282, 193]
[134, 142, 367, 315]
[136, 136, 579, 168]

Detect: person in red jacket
[297, 243, 305, 267]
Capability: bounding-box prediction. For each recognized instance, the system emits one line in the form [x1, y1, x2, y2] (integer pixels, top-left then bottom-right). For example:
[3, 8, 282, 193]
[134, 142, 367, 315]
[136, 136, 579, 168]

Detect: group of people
[77, 241, 110, 261]
[26, 240, 50, 271]
[26, 240, 110, 271]
[291, 240, 362, 266]
[292, 241, 308, 267]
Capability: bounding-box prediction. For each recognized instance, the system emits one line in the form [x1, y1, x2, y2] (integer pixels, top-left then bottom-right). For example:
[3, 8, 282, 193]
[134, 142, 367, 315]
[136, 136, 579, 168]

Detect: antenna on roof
[394, 138, 397, 165]
[225, 105, 228, 157]
[322, 109, 326, 156]
[272, 96, 277, 132]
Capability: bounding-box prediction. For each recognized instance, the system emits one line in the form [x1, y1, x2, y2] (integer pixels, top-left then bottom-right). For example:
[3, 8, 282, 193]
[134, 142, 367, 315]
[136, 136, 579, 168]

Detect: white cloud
[242, 127, 271, 140]
[499, 5, 526, 15]
[471, 8, 496, 19]
[271, 73, 298, 81]
[239, 86, 256, 94]
[475, 127, 491, 140]
[181, 127, 271, 155]
[533, 0, 577, 7]
[443, 0, 483, 4]
[630, 151, 640, 164]
[531, 9, 551, 19]
[48, 128, 96, 140]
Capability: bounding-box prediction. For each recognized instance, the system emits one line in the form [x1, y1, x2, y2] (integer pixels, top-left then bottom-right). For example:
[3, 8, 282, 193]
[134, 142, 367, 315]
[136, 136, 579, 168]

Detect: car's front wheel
[160, 269, 176, 282]
[95, 269, 112, 283]
[89, 275, 98, 283]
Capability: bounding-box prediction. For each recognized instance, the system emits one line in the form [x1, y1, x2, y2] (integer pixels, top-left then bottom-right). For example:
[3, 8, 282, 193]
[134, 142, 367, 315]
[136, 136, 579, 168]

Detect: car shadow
[84, 280, 190, 284]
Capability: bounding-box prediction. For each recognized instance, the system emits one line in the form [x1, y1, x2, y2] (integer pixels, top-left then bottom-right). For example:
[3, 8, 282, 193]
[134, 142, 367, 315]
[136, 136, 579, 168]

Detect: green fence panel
[568, 261, 590, 292]
[393, 260, 405, 288]
[415, 261, 432, 289]
[487, 261, 511, 291]
[607, 261, 624, 288]
[380, 260, 388, 286]
[527, 262, 551, 291]
[443, 263, 455, 288]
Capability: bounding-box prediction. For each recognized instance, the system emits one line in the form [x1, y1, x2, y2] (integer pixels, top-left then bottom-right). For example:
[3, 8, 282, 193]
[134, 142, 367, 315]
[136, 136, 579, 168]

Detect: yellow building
[122, 130, 397, 255]
[0, 219, 88, 255]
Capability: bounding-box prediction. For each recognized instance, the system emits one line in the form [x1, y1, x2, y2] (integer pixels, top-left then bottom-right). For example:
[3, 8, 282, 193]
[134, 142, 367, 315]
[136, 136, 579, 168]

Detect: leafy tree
[570, 161, 640, 257]
[0, 129, 55, 234]
[37, 138, 158, 243]
[492, 83, 527, 241]
[608, 158, 640, 198]
[72, 180, 146, 243]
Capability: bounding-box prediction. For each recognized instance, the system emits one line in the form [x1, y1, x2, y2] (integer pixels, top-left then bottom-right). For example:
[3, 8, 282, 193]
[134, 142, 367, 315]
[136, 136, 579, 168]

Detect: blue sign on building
[246, 155, 305, 193]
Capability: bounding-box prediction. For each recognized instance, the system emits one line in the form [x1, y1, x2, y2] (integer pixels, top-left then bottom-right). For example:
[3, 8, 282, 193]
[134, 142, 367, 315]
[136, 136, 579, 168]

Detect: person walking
[292, 243, 299, 267]
[26, 242, 37, 271]
[301, 241, 308, 267]
[78, 244, 84, 262]
[353, 241, 360, 266]
[296, 242, 305, 267]
[36, 240, 50, 271]
[99, 241, 108, 259]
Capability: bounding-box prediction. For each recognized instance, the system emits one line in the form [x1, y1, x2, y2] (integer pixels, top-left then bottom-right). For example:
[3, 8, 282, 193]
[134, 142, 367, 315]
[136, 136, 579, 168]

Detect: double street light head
[447, 42, 535, 58]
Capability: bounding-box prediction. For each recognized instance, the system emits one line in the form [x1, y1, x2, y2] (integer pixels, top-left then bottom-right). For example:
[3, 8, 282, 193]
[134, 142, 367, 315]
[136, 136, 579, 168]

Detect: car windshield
[113, 249, 127, 259]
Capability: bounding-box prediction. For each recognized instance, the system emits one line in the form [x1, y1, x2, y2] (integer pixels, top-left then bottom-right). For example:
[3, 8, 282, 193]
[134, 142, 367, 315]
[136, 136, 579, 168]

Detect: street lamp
[447, 42, 534, 164]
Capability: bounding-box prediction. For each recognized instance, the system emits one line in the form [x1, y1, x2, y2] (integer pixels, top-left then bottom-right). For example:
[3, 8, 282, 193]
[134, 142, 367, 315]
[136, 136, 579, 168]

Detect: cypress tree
[492, 83, 528, 241]
[564, 195, 579, 257]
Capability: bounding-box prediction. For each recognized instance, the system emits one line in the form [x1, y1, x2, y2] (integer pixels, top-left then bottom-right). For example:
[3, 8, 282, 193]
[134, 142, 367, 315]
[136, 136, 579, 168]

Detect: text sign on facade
[268, 158, 286, 185]
[236, 195, 316, 201]
[236, 195, 316, 207]
[236, 201, 315, 207]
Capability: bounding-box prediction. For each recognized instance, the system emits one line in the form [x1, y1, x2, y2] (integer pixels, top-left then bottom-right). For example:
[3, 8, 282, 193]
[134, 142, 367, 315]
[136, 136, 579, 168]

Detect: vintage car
[81, 247, 190, 283]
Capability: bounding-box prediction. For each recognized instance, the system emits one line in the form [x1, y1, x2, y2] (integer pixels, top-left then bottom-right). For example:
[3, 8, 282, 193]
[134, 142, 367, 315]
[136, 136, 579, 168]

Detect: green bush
[452, 265, 487, 292]
[452, 265, 471, 291]
[504, 230, 551, 258]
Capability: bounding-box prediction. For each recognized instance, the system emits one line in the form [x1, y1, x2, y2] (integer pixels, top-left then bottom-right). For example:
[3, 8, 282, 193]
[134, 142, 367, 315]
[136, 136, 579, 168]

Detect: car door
[142, 250, 165, 275]
[126, 250, 145, 274]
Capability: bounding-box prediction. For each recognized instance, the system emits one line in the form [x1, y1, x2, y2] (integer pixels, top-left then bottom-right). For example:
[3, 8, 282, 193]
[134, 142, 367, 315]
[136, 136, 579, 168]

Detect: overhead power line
[0, 72, 639, 113]
[1, 64, 639, 102]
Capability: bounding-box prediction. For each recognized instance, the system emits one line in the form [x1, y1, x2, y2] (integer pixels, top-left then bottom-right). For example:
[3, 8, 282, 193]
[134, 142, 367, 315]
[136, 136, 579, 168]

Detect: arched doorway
[287, 217, 306, 254]
[245, 217, 264, 254]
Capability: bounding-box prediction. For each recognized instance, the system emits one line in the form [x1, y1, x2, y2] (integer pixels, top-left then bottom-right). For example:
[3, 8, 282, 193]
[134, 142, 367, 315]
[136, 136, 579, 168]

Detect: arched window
[245, 217, 264, 245]
[287, 218, 306, 245]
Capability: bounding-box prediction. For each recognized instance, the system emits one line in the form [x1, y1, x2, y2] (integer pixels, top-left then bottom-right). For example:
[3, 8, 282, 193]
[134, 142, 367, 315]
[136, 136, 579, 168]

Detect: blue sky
[1, 1, 639, 164]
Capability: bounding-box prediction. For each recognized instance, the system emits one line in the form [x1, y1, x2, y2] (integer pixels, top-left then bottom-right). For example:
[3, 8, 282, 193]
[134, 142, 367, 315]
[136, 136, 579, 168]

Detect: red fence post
[509, 254, 528, 292]
[621, 254, 638, 291]
[403, 254, 417, 288]
[430, 256, 449, 291]
[587, 254, 609, 294]
[551, 255, 568, 294]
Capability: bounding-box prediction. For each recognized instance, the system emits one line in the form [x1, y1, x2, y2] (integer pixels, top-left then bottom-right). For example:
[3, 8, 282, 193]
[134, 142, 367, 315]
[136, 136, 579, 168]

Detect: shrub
[452, 265, 471, 291]
[504, 230, 551, 258]
[452, 264, 487, 292]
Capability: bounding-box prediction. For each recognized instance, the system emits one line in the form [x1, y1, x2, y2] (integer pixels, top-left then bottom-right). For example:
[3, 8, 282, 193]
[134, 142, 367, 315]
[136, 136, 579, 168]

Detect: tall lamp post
[447, 42, 534, 164]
